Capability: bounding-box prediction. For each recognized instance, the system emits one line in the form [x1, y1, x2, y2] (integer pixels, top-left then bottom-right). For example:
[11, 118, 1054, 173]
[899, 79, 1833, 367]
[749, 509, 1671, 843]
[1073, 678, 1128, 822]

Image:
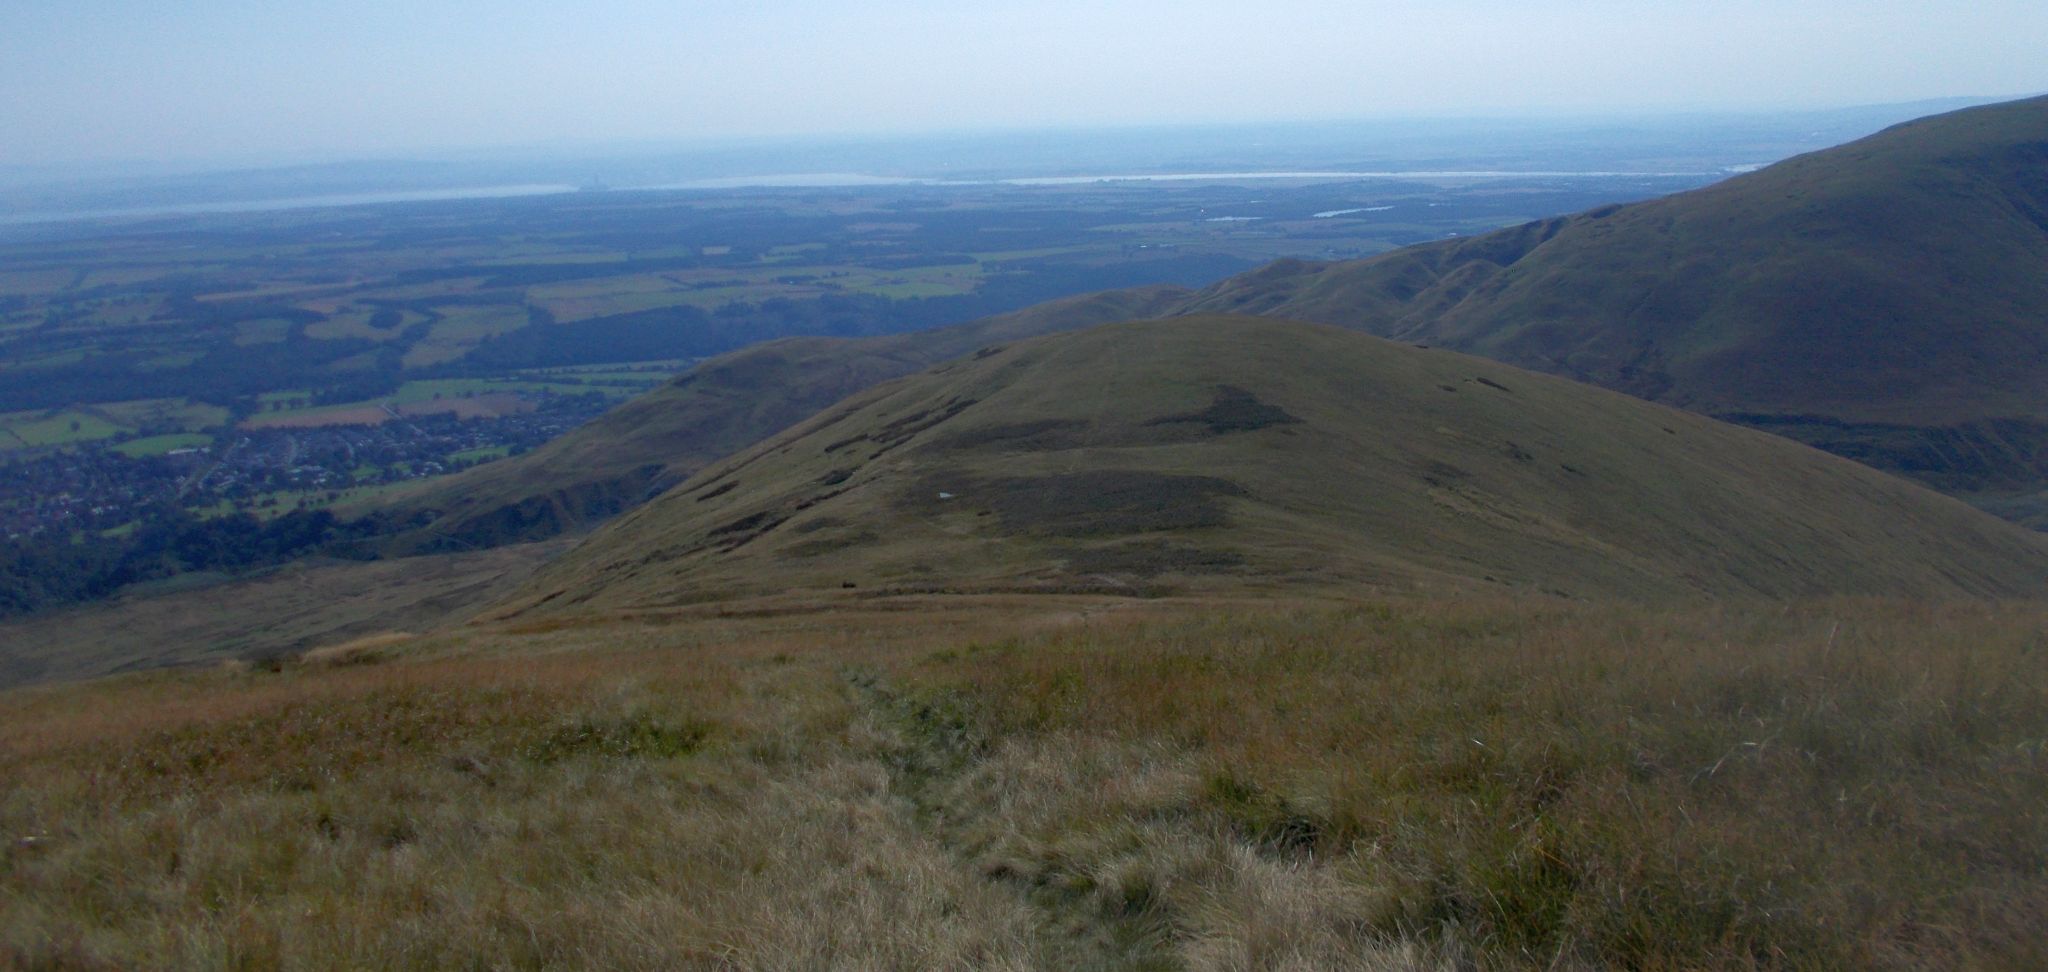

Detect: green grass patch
[133, 351, 205, 371]
[385, 379, 602, 404]
[304, 311, 408, 342]
[111, 433, 213, 457]
[399, 308, 526, 368]
[1, 349, 88, 371]
[256, 390, 317, 409]
[232, 318, 293, 346]
[0, 409, 124, 448]
[870, 280, 974, 299]
[515, 359, 688, 376]
[542, 371, 669, 387]
[94, 398, 229, 432]
[451, 445, 512, 464]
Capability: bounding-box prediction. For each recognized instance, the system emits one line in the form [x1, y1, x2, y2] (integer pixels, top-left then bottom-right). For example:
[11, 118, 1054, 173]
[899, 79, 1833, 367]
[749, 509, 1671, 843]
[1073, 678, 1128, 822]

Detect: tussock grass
[297, 632, 417, 668]
[899, 597, 2048, 968]
[3, 596, 2045, 968]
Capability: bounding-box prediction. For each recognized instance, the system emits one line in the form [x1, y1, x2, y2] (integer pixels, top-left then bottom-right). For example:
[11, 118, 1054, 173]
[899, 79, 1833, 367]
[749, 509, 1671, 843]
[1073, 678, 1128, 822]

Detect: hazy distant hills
[488, 317, 2048, 618]
[384, 95, 2048, 549]
[3, 97, 2000, 222]
[1176, 95, 2048, 505]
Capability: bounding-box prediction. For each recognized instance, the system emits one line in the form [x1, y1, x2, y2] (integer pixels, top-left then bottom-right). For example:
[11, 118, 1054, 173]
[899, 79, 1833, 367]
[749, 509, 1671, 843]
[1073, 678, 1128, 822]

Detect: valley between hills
[6, 96, 2048, 969]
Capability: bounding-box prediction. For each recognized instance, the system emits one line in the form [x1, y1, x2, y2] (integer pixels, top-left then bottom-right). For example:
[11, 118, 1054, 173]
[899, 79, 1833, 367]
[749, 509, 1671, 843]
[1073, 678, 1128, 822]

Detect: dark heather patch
[1423, 461, 1471, 485]
[817, 468, 855, 486]
[876, 398, 978, 445]
[783, 531, 879, 559]
[880, 408, 931, 433]
[706, 510, 789, 551]
[1147, 385, 1301, 434]
[801, 405, 861, 436]
[1720, 413, 2048, 493]
[792, 516, 846, 534]
[973, 345, 1006, 359]
[905, 470, 1247, 537]
[1061, 540, 1246, 577]
[521, 715, 713, 763]
[694, 481, 738, 502]
[1473, 376, 1513, 393]
[935, 418, 1089, 452]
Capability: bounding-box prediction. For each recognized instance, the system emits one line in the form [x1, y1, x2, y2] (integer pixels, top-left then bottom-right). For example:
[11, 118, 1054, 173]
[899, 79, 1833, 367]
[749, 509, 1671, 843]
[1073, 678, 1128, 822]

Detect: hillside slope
[378, 96, 2048, 549]
[492, 316, 2048, 617]
[376, 286, 1189, 551]
[1174, 95, 2048, 498]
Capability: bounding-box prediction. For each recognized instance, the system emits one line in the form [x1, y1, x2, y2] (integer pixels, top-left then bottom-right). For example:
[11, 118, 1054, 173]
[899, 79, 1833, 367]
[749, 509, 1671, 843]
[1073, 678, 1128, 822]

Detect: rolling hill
[489, 316, 2048, 618]
[1174, 95, 2048, 505]
[373, 96, 2048, 552]
[375, 285, 1189, 551]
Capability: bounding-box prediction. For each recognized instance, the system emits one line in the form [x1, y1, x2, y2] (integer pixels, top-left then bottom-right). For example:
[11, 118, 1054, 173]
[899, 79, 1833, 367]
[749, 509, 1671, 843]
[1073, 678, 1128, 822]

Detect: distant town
[0, 389, 613, 540]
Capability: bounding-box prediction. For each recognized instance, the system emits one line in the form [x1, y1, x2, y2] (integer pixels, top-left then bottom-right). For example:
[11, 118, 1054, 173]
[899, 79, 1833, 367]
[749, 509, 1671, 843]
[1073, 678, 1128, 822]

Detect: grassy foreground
[4, 595, 2045, 969]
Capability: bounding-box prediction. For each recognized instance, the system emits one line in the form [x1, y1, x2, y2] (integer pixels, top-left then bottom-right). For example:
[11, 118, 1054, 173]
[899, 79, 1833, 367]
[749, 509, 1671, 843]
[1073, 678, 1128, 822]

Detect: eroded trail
[844, 669, 1179, 971]
[841, 668, 1441, 972]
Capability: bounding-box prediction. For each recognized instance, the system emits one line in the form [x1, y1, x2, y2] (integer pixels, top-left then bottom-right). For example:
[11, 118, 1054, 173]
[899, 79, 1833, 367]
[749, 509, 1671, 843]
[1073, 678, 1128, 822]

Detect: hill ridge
[493, 316, 2048, 617]
[1169, 95, 2048, 504]
[380, 95, 2048, 547]
[375, 285, 1190, 551]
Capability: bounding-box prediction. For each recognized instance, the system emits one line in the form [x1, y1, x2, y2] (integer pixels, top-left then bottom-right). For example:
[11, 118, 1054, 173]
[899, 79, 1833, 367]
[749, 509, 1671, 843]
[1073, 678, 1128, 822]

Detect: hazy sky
[3, 0, 2044, 166]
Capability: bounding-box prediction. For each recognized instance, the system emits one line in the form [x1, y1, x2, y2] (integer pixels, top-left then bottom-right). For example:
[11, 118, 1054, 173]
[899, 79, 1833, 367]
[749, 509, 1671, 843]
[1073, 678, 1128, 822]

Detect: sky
[2, 0, 2045, 167]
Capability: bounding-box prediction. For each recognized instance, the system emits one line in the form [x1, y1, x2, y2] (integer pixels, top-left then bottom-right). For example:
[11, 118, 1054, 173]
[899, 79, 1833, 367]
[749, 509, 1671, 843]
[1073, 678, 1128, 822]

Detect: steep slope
[1174, 95, 2048, 500]
[492, 316, 2048, 618]
[376, 285, 1189, 551]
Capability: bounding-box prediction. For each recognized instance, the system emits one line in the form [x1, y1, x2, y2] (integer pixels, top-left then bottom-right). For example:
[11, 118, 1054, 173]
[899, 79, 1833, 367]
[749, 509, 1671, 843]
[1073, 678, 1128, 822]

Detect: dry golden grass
[0, 540, 564, 690]
[3, 595, 2045, 969]
[296, 632, 418, 668]
[894, 597, 2048, 969]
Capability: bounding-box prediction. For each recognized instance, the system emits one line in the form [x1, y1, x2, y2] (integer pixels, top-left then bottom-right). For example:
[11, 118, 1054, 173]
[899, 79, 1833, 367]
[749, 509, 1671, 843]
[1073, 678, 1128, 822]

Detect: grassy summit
[493, 315, 2048, 618]
[376, 286, 1190, 551]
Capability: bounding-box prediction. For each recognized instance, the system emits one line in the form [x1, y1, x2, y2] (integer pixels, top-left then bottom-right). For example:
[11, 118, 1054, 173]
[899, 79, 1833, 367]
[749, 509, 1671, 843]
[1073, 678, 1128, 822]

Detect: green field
[304, 310, 413, 342]
[241, 378, 640, 429]
[0, 409, 124, 448]
[520, 368, 673, 385]
[110, 433, 213, 458]
[450, 444, 512, 464]
[0, 169, 1644, 442]
[133, 351, 206, 371]
[232, 318, 293, 346]
[383, 378, 637, 403]
[0, 398, 229, 453]
[94, 398, 230, 431]
[399, 307, 528, 368]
